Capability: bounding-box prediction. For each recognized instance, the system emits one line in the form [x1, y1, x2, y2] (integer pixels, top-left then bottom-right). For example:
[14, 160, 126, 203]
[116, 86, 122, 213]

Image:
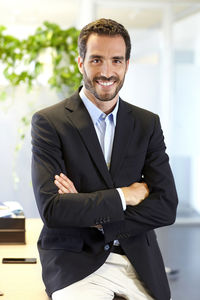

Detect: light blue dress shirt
[79, 88, 126, 210]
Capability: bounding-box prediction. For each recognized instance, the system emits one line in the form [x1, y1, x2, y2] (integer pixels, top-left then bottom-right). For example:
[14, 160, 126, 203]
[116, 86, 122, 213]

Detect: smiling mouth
[96, 80, 115, 87]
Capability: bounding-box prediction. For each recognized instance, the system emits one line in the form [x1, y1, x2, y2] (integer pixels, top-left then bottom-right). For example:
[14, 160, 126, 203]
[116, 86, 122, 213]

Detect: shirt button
[104, 244, 110, 251]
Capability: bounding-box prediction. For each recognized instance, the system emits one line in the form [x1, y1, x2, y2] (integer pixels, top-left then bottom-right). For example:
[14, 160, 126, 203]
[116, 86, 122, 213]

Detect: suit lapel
[64, 91, 114, 188]
[110, 99, 134, 181]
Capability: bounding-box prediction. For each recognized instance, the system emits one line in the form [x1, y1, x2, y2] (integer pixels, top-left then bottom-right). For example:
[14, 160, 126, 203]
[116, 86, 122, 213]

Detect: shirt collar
[79, 88, 119, 126]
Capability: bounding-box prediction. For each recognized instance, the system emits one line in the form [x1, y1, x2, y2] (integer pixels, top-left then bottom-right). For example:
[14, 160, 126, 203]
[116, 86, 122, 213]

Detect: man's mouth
[96, 80, 115, 87]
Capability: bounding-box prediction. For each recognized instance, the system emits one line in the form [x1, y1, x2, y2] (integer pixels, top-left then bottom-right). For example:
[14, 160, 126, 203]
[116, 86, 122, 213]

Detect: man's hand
[121, 182, 149, 206]
[54, 173, 78, 194]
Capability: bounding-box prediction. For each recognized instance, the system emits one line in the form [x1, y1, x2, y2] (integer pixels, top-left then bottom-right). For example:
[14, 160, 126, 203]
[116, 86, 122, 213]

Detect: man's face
[78, 34, 129, 104]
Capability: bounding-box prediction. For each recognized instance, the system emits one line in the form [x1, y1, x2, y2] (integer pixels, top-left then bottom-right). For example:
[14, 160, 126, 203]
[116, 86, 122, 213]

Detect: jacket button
[104, 244, 110, 251]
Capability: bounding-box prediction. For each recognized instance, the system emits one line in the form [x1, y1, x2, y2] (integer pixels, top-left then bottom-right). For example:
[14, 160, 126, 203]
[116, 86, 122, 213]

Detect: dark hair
[78, 18, 131, 61]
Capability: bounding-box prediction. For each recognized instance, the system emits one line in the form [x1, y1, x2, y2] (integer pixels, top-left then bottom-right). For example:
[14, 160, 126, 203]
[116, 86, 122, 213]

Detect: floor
[156, 223, 200, 300]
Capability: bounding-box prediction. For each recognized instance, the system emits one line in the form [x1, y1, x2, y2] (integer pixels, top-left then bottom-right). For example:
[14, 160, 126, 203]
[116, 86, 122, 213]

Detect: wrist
[117, 188, 126, 210]
[121, 187, 136, 206]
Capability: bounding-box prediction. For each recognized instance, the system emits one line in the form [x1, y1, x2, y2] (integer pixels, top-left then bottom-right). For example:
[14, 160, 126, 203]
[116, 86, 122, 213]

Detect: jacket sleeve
[103, 115, 178, 243]
[31, 112, 124, 229]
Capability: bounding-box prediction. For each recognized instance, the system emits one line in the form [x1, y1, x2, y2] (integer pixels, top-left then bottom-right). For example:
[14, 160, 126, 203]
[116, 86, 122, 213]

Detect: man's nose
[100, 62, 113, 78]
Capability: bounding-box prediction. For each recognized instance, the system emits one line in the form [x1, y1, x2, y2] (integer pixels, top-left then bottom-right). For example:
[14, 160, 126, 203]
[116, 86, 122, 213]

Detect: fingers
[137, 182, 149, 199]
[124, 181, 149, 206]
[141, 182, 149, 198]
[54, 173, 78, 194]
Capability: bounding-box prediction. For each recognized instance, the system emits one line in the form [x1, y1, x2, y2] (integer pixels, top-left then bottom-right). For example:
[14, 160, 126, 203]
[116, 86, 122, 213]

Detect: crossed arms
[31, 109, 178, 242]
[54, 173, 149, 207]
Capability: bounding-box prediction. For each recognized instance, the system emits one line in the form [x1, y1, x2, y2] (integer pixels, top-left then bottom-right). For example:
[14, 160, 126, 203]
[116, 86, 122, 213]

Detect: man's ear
[126, 59, 130, 72]
[78, 56, 84, 74]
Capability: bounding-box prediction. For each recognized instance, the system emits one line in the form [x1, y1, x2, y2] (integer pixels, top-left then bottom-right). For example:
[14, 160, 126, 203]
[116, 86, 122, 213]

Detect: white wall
[1, 10, 200, 217]
[0, 86, 58, 217]
[172, 65, 200, 213]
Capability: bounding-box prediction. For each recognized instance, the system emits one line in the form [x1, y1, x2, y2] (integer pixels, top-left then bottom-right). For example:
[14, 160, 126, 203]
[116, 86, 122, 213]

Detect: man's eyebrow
[89, 55, 103, 59]
[89, 55, 125, 60]
[112, 56, 125, 60]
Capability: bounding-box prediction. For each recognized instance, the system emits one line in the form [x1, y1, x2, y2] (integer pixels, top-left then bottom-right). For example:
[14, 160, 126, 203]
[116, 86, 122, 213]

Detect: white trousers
[52, 252, 155, 300]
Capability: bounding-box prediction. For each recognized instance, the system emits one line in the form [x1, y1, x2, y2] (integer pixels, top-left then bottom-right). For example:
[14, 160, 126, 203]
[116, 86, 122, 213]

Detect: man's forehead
[85, 34, 126, 57]
[86, 33, 125, 46]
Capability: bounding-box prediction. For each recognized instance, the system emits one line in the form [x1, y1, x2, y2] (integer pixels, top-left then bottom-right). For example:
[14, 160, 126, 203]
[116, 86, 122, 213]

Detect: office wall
[0, 9, 200, 218]
[0, 86, 58, 217]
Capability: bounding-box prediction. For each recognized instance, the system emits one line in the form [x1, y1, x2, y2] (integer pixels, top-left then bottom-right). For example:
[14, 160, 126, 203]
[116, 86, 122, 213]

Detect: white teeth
[98, 81, 114, 86]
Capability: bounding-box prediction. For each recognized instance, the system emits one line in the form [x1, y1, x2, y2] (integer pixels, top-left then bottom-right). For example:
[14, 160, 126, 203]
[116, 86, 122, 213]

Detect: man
[31, 18, 178, 300]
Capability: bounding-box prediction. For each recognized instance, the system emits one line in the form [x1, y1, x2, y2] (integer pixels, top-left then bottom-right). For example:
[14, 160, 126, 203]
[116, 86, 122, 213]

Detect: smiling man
[31, 19, 178, 300]
[79, 34, 128, 109]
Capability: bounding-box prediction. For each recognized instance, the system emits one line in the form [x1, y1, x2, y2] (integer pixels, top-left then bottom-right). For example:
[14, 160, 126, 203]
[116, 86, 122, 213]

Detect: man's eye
[113, 59, 122, 64]
[92, 59, 100, 63]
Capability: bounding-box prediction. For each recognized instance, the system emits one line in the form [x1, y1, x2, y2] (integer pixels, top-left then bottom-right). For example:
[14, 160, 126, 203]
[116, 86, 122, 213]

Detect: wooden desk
[0, 218, 49, 299]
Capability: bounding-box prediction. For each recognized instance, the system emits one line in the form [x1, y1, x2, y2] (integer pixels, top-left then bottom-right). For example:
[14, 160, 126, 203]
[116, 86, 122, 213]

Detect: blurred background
[1, 0, 200, 220]
[0, 0, 200, 298]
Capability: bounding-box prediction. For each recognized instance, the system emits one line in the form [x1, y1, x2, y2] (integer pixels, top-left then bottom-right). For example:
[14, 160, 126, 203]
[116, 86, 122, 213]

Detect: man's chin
[94, 88, 117, 102]
[84, 85, 118, 102]
[95, 93, 116, 102]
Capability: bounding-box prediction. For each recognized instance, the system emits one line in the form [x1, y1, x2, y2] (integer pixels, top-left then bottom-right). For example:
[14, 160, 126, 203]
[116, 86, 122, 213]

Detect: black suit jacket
[31, 88, 178, 299]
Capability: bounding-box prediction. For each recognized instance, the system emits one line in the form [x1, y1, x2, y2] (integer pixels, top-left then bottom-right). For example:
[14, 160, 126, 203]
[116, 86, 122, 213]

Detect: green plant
[0, 22, 82, 186]
[0, 21, 82, 99]
[0, 21, 82, 142]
